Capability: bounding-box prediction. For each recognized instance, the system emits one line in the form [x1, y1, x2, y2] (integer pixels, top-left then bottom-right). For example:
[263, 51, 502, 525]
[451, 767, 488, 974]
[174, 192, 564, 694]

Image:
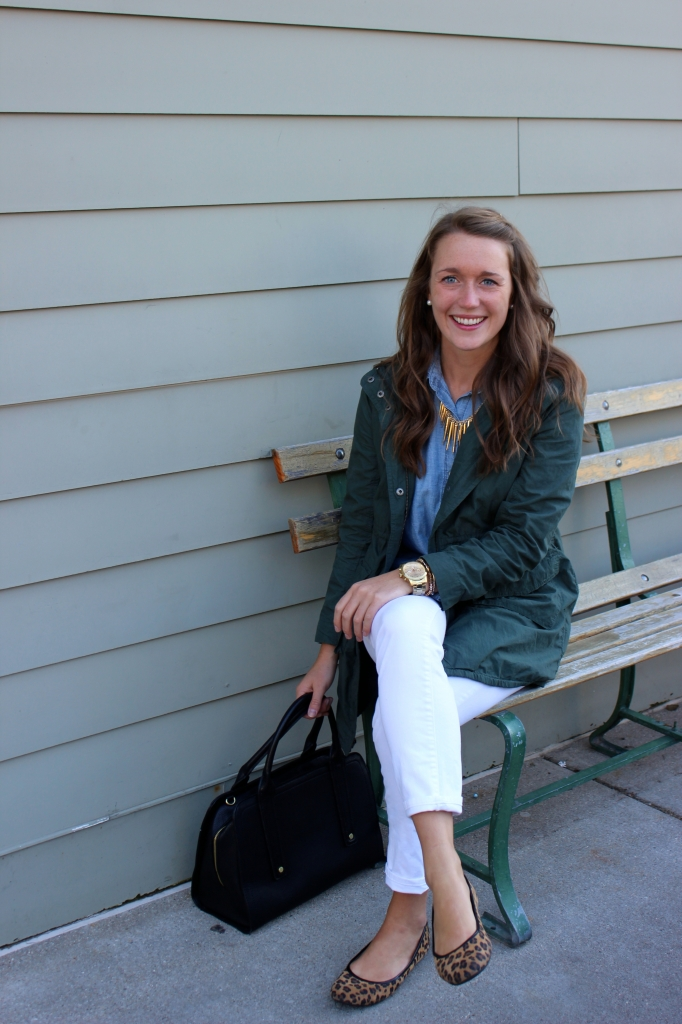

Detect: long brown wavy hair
[380, 206, 586, 475]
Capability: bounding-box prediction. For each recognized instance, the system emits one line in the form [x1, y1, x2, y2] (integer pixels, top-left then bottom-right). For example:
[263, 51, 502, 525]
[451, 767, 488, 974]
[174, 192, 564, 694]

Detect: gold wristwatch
[398, 560, 430, 595]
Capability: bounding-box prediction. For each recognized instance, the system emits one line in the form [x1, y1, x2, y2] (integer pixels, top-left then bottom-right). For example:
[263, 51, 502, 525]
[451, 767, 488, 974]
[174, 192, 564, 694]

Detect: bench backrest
[273, 378, 682, 611]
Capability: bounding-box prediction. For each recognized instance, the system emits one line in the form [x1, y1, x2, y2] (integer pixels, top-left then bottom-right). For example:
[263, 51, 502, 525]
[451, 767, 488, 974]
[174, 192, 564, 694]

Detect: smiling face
[428, 231, 513, 362]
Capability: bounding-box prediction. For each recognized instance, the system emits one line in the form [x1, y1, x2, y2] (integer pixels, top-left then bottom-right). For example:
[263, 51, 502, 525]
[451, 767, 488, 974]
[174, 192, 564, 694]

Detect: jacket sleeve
[315, 390, 380, 645]
[426, 399, 584, 610]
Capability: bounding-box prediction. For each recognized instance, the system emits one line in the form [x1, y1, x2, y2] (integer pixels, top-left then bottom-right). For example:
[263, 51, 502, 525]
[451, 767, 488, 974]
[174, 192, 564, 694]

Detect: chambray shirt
[402, 355, 475, 558]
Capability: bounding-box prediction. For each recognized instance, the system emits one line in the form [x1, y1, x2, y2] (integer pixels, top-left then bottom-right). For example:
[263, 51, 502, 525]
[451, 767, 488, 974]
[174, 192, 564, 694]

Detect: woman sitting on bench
[296, 206, 586, 1006]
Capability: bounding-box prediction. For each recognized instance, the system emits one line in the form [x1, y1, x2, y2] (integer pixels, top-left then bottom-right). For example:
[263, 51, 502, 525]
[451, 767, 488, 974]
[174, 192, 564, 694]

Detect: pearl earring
[426, 299, 432, 306]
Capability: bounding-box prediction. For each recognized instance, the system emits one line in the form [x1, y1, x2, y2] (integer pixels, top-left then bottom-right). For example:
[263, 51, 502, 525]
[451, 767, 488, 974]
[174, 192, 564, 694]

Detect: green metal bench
[273, 378, 682, 946]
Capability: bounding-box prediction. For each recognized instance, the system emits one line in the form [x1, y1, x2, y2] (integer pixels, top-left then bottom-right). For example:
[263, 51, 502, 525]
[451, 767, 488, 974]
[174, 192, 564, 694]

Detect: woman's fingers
[337, 582, 371, 638]
[334, 572, 412, 639]
[338, 595, 355, 638]
[307, 686, 333, 719]
[297, 643, 338, 718]
[360, 600, 380, 638]
[352, 598, 375, 641]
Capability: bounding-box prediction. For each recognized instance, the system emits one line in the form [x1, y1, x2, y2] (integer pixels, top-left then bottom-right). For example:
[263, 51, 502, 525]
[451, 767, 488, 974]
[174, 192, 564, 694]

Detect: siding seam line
[0, 726, 366, 860]
[0, 9, 679, 51]
[3, 249, 681, 318]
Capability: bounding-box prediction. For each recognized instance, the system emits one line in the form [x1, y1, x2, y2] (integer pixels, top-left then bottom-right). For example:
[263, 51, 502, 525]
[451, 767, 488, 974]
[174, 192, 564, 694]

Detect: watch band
[417, 558, 437, 597]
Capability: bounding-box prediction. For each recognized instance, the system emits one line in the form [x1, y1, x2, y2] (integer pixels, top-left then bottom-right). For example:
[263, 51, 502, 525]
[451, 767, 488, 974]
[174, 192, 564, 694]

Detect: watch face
[403, 561, 427, 583]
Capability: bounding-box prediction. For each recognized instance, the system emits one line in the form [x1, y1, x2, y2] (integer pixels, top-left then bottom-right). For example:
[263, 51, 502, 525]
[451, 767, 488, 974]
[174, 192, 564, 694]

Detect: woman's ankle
[385, 890, 428, 930]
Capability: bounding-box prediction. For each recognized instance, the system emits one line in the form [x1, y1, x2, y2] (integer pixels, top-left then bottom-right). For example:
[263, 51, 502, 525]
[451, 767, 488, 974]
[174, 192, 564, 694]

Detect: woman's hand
[334, 570, 412, 642]
[296, 643, 338, 718]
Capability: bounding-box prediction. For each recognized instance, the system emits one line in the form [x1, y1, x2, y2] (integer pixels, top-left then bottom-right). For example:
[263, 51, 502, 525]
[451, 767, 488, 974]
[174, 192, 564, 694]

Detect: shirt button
[367, 376, 374, 382]
[377, 390, 384, 398]
[396, 487, 404, 496]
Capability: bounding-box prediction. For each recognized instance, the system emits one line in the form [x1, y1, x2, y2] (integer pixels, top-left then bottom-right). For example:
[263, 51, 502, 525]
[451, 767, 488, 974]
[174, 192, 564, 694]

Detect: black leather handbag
[191, 694, 385, 933]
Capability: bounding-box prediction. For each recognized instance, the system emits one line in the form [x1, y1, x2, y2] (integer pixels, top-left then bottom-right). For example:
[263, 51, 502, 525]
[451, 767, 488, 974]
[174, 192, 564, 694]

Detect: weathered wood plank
[481, 623, 682, 717]
[575, 435, 682, 488]
[288, 509, 341, 554]
[573, 554, 682, 615]
[273, 380, 682, 484]
[563, 603, 682, 665]
[584, 378, 682, 424]
[273, 436, 352, 482]
[570, 590, 682, 642]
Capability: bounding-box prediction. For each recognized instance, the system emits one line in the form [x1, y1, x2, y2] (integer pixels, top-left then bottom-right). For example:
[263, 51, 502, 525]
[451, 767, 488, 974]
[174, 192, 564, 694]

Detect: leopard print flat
[433, 877, 492, 985]
[330, 923, 430, 1007]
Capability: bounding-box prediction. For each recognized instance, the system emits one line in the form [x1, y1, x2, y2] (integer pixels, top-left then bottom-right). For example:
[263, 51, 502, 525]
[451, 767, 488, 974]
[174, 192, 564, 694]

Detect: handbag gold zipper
[213, 826, 227, 886]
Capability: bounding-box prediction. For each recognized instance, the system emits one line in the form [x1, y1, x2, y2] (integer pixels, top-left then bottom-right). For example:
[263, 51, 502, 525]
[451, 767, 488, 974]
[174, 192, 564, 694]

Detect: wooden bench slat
[575, 435, 682, 488]
[563, 601, 682, 665]
[573, 554, 682, 615]
[288, 509, 342, 554]
[570, 590, 682, 641]
[481, 621, 682, 717]
[288, 509, 340, 551]
[583, 378, 682, 425]
[273, 436, 353, 482]
[274, 379, 682, 484]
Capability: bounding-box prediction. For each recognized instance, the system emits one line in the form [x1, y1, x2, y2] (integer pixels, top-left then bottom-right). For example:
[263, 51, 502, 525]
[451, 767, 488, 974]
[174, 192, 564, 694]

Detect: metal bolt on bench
[273, 378, 682, 946]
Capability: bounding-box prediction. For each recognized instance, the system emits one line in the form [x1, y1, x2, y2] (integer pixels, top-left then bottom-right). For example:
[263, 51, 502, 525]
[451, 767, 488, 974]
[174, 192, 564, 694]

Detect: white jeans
[363, 595, 523, 894]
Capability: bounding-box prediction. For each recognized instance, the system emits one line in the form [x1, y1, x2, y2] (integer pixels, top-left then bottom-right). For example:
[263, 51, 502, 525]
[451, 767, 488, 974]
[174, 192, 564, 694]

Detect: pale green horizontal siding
[0, 363, 373, 500]
[1, 789, 215, 945]
[0, 464, 333, 588]
[3, 264, 681, 407]
[5, 1, 682, 50]
[547, 258, 682, 336]
[2, 9, 681, 118]
[0, 115, 519, 213]
[563, 506, 682, 584]
[0, 533, 335, 676]
[0, 281, 403, 405]
[519, 119, 682, 194]
[0, 677, 322, 855]
[558, 321, 682, 391]
[1, 4, 681, 945]
[3, 115, 679, 215]
[0, 602, 323, 762]
[4, 192, 682, 312]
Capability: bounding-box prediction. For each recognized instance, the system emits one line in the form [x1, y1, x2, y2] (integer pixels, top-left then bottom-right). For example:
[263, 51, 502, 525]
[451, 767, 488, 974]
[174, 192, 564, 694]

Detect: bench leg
[589, 664, 635, 756]
[475, 711, 533, 946]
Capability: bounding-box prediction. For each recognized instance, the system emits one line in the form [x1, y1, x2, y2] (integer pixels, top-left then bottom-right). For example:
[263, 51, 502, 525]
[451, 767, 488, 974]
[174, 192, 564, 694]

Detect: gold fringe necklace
[439, 401, 473, 452]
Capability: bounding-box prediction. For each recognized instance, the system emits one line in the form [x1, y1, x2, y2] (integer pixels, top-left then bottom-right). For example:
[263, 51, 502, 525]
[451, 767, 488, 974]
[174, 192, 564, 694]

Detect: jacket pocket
[482, 547, 561, 602]
[475, 558, 578, 630]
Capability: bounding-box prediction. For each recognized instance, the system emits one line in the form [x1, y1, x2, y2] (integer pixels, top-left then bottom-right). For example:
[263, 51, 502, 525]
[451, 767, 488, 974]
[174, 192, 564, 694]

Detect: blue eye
[442, 275, 457, 283]
[482, 278, 497, 286]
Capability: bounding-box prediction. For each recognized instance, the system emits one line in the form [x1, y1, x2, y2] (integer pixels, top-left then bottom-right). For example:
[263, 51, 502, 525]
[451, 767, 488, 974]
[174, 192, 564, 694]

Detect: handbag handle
[227, 695, 332, 797]
[229, 730, 278, 794]
[254, 695, 356, 881]
[258, 694, 343, 794]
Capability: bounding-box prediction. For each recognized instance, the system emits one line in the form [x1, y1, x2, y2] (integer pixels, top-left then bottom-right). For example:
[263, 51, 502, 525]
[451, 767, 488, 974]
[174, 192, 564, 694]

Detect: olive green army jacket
[315, 365, 584, 753]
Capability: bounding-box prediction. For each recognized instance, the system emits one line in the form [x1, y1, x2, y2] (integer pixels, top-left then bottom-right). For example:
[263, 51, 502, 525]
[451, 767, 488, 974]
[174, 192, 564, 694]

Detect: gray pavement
[1, 700, 681, 1024]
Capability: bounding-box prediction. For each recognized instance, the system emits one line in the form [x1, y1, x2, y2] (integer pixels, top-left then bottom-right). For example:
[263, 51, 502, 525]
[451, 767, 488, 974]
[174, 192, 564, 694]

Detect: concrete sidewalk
[2, 703, 680, 1024]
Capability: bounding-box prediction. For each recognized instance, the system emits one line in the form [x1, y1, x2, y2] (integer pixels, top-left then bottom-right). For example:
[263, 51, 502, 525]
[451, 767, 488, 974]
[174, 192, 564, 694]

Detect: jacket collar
[360, 365, 393, 419]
